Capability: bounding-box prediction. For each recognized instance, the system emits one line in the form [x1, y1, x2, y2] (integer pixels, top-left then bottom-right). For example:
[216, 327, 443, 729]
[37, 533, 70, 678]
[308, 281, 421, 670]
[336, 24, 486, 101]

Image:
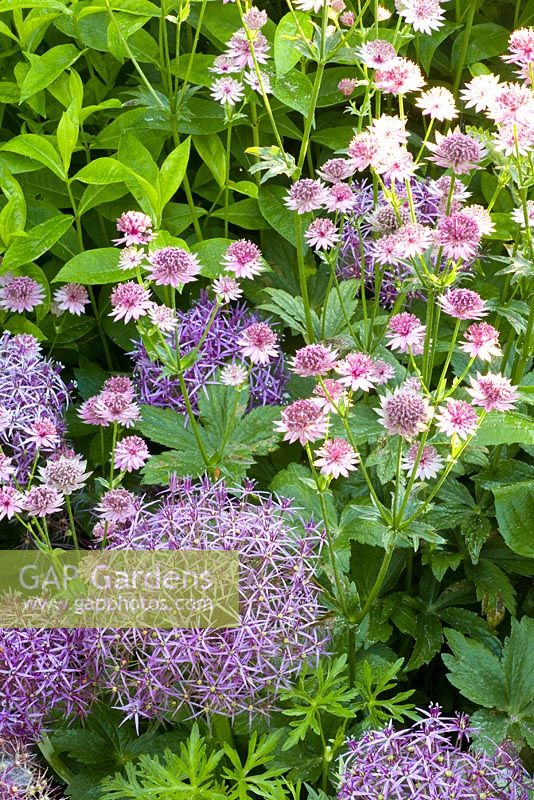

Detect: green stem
[176, 0, 208, 110]
[65, 495, 79, 551]
[453, 0, 477, 94]
[295, 213, 315, 342]
[354, 545, 394, 623]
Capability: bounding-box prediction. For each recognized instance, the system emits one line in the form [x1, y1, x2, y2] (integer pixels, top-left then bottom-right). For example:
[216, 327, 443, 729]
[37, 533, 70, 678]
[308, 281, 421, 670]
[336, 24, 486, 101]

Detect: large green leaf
[1, 214, 73, 271]
[443, 629, 507, 709]
[493, 479, 534, 557]
[274, 11, 312, 75]
[20, 44, 81, 102]
[159, 137, 191, 208]
[474, 412, 534, 446]
[1, 134, 66, 180]
[193, 134, 226, 189]
[52, 247, 134, 285]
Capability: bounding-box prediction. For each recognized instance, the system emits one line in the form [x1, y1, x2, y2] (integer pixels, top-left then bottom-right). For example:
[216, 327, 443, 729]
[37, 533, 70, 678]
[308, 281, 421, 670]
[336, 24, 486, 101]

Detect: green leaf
[274, 11, 312, 75]
[451, 23, 510, 65]
[20, 44, 81, 102]
[1, 214, 73, 271]
[142, 449, 207, 484]
[0, 0, 70, 9]
[258, 184, 311, 245]
[212, 199, 268, 230]
[3, 315, 46, 340]
[193, 134, 226, 189]
[137, 406, 200, 452]
[272, 68, 312, 117]
[474, 412, 534, 446]
[443, 628, 507, 709]
[190, 237, 231, 279]
[52, 247, 132, 285]
[493, 479, 534, 558]
[406, 613, 443, 671]
[502, 617, 534, 717]
[74, 158, 131, 186]
[159, 137, 190, 209]
[57, 103, 79, 173]
[321, 279, 358, 338]
[1, 134, 66, 180]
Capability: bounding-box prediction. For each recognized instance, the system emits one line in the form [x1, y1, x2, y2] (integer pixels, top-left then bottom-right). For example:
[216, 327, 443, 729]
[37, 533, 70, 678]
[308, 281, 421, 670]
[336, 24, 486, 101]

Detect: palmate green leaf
[20, 43, 81, 102]
[493, 479, 534, 558]
[443, 628, 507, 709]
[53, 247, 135, 285]
[474, 411, 534, 446]
[1, 214, 73, 271]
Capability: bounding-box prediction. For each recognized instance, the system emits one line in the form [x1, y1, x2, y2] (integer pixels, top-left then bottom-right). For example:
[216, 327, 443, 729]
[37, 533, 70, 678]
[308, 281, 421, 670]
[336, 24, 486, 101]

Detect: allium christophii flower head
[377, 388, 430, 438]
[93, 478, 327, 722]
[0, 629, 99, 742]
[0, 333, 71, 482]
[146, 247, 201, 287]
[438, 287, 487, 319]
[276, 399, 328, 446]
[338, 705, 532, 800]
[132, 294, 287, 414]
[290, 344, 339, 377]
[114, 210, 153, 246]
[285, 179, 328, 213]
[467, 372, 519, 412]
[0, 740, 55, 799]
[427, 129, 486, 173]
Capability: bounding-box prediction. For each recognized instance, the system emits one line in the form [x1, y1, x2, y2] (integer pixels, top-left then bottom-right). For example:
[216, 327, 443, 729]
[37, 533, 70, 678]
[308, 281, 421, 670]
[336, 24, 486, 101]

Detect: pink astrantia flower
[314, 437, 359, 478]
[275, 399, 328, 446]
[147, 247, 201, 287]
[460, 323, 502, 362]
[512, 200, 534, 228]
[114, 436, 150, 473]
[336, 352, 377, 392]
[402, 443, 444, 480]
[119, 245, 145, 271]
[114, 211, 153, 246]
[371, 359, 395, 385]
[39, 452, 91, 495]
[78, 396, 109, 427]
[0, 453, 14, 482]
[294, 0, 326, 11]
[466, 373, 519, 412]
[0, 485, 23, 520]
[460, 74, 501, 113]
[376, 389, 431, 438]
[243, 6, 268, 29]
[210, 76, 244, 106]
[0, 276, 44, 313]
[357, 39, 396, 68]
[487, 82, 534, 124]
[377, 149, 416, 184]
[290, 344, 339, 377]
[313, 379, 349, 413]
[285, 179, 328, 213]
[225, 29, 269, 69]
[396, 0, 445, 34]
[374, 57, 425, 95]
[22, 486, 64, 517]
[93, 392, 140, 428]
[461, 205, 495, 236]
[427, 129, 486, 173]
[317, 158, 355, 183]
[110, 281, 152, 323]
[338, 78, 357, 96]
[305, 218, 340, 250]
[237, 322, 279, 364]
[348, 132, 380, 171]
[369, 114, 408, 146]
[212, 276, 243, 303]
[395, 222, 433, 257]
[503, 27, 534, 66]
[96, 488, 138, 522]
[220, 363, 249, 387]
[148, 303, 177, 333]
[22, 419, 60, 450]
[373, 234, 402, 265]
[438, 288, 487, 320]
[223, 240, 263, 279]
[386, 312, 426, 354]
[435, 399, 479, 439]
[324, 183, 357, 213]
[416, 86, 458, 120]
[434, 213, 482, 261]
[53, 283, 89, 315]
[209, 54, 239, 74]
[243, 70, 272, 94]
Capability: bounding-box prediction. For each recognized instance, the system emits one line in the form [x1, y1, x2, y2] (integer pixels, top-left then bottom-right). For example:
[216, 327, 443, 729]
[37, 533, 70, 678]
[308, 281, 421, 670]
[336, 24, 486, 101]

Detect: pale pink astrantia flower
[290, 344, 339, 377]
[53, 283, 89, 315]
[438, 288, 487, 320]
[486, 82, 534, 125]
[340, 10, 355, 26]
[148, 303, 177, 333]
[396, 0, 445, 34]
[119, 245, 145, 271]
[243, 6, 268, 29]
[461, 205, 495, 236]
[237, 322, 279, 364]
[225, 29, 269, 69]
[285, 179, 328, 213]
[293, 0, 327, 11]
[503, 27, 534, 66]
[460, 322, 502, 362]
[39, 452, 91, 495]
[0, 485, 23, 520]
[212, 276, 243, 303]
[395, 222, 433, 258]
[114, 436, 150, 473]
[402, 443, 444, 480]
[209, 54, 239, 74]
[324, 183, 357, 213]
[220, 363, 249, 387]
[336, 352, 378, 392]
[22, 419, 60, 450]
[369, 114, 408, 146]
[317, 158, 355, 183]
[371, 359, 395, 385]
[466, 373, 519, 412]
[114, 211, 153, 246]
[427, 129, 486, 174]
[377, 150, 417, 184]
[434, 213, 482, 262]
[210, 77, 245, 106]
[110, 282, 152, 323]
[338, 78, 357, 96]
[147, 247, 201, 287]
[305, 218, 340, 250]
[314, 437, 359, 479]
[243, 70, 272, 94]
[348, 132, 380, 172]
[460, 74, 501, 113]
[386, 312, 426, 355]
[357, 39, 396, 69]
[23, 486, 64, 517]
[416, 87, 458, 120]
[511, 200, 534, 228]
[374, 57, 425, 95]
[0, 276, 44, 313]
[223, 240, 263, 279]
[435, 399, 479, 439]
[275, 399, 328, 446]
[0, 453, 14, 482]
[313, 379, 349, 413]
[376, 389, 431, 438]
[96, 488, 138, 522]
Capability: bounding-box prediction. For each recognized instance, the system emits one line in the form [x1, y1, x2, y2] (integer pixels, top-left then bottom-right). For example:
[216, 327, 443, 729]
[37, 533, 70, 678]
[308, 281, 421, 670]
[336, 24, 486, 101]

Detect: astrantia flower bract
[93, 478, 327, 723]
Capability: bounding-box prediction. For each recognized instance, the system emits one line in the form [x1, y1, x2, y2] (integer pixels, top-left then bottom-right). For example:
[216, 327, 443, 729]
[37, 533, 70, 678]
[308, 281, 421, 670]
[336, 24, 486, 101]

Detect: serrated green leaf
[443, 628, 506, 709]
[493, 479, 534, 558]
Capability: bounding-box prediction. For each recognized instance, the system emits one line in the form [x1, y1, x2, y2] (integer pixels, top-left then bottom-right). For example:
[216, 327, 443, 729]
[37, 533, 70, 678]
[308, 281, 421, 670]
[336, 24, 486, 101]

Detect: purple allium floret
[92, 477, 328, 725]
[0, 628, 99, 743]
[337, 704, 532, 799]
[131, 292, 287, 413]
[0, 739, 54, 799]
[0, 333, 71, 482]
